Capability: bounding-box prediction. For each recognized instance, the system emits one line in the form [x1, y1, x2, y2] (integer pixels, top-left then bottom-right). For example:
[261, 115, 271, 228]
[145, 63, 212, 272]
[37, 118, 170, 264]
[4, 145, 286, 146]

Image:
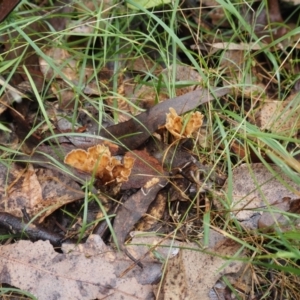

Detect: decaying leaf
[201, 0, 228, 27]
[255, 93, 300, 135]
[123, 82, 169, 115]
[165, 107, 204, 139]
[40, 48, 86, 81]
[191, 42, 269, 53]
[113, 64, 204, 121]
[257, 197, 300, 232]
[64, 144, 135, 184]
[127, 231, 180, 262]
[0, 235, 160, 300]
[125, 55, 163, 75]
[252, 0, 287, 43]
[74, 0, 114, 22]
[113, 174, 168, 258]
[159, 229, 245, 300]
[220, 163, 300, 229]
[135, 190, 167, 231]
[0, 76, 25, 114]
[51, 79, 100, 109]
[122, 149, 165, 190]
[160, 64, 203, 96]
[99, 87, 230, 152]
[39, 48, 101, 108]
[0, 162, 83, 222]
[219, 49, 265, 97]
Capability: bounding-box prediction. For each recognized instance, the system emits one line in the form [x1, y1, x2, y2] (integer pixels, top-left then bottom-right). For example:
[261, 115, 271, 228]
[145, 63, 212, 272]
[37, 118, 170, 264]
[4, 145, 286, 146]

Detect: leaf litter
[0, 162, 83, 223]
[220, 163, 300, 230]
[1, 0, 300, 299]
[0, 236, 157, 300]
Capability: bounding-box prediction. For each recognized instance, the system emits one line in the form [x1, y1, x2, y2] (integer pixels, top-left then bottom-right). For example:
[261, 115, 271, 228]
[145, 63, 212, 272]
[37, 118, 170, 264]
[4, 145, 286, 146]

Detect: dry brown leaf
[0, 76, 26, 114]
[253, 0, 287, 44]
[39, 48, 99, 109]
[205, 0, 228, 27]
[123, 82, 169, 113]
[191, 42, 267, 53]
[125, 55, 163, 75]
[51, 79, 101, 109]
[127, 231, 180, 261]
[220, 163, 300, 229]
[135, 190, 167, 231]
[160, 230, 245, 300]
[64, 145, 135, 184]
[0, 162, 83, 222]
[255, 93, 300, 135]
[160, 64, 203, 96]
[118, 64, 203, 121]
[74, 0, 115, 18]
[257, 197, 300, 232]
[113, 174, 168, 256]
[121, 149, 165, 190]
[220, 49, 265, 97]
[40, 48, 83, 81]
[0, 235, 160, 300]
[165, 107, 204, 139]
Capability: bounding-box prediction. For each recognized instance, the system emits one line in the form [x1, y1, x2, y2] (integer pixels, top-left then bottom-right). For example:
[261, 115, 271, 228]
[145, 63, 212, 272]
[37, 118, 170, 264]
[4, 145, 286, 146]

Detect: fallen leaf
[40, 48, 84, 81]
[113, 174, 168, 259]
[0, 235, 160, 300]
[125, 231, 180, 272]
[135, 190, 167, 231]
[39, 48, 100, 109]
[123, 82, 169, 115]
[125, 55, 163, 75]
[78, 87, 231, 153]
[0, 162, 83, 222]
[122, 149, 165, 190]
[160, 64, 203, 96]
[220, 163, 300, 229]
[258, 197, 300, 232]
[0, 0, 21, 23]
[255, 93, 300, 136]
[160, 229, 245, 300]
[253, 0, 287, 43]
[220, 49, 265, 97]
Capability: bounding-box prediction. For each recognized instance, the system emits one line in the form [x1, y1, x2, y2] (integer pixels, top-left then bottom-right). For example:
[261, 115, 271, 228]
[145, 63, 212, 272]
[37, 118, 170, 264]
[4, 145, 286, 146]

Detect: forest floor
[1, 1, 300, 299]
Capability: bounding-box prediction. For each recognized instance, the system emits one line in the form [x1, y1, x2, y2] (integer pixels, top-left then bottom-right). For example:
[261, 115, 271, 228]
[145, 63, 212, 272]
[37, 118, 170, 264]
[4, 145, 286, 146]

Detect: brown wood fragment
[0, 212, 64, 246]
